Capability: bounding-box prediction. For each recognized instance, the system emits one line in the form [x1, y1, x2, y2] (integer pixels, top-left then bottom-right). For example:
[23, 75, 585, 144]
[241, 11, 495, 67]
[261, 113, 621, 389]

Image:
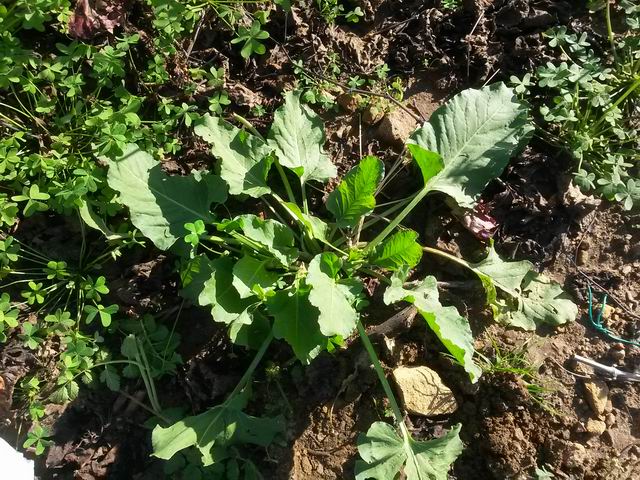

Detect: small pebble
[601, 304, 615, 320]
[577, 249, 589, 266]
[609, 345, 626, 363]
[605, 413, 616, 427]
[621, 265, 632, 275]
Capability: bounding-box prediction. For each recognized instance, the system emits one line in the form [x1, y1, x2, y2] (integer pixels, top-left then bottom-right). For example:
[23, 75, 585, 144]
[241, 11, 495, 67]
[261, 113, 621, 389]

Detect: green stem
[229, 330, 274, 400]
[422, 246, 471, 270]
[356, 321, 411, 440]
[592, 76, 640, 132]
[605, 1, 618, 65]
[301, 181, 309, 215]
[365, 186, 428, 252]
[275, 160, 297, 204]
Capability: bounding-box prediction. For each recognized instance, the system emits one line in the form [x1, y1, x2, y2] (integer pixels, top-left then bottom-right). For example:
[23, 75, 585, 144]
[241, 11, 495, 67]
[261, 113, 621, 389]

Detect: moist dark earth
[2, 1, 640, 479]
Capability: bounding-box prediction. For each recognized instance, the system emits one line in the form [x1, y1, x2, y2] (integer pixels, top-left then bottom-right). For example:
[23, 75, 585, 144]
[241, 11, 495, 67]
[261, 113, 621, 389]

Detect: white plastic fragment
[0, 437, 34, 480]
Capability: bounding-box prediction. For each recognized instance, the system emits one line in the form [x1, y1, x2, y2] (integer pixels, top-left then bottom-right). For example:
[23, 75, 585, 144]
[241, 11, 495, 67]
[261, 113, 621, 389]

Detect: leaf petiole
[356, 320, 411, 441]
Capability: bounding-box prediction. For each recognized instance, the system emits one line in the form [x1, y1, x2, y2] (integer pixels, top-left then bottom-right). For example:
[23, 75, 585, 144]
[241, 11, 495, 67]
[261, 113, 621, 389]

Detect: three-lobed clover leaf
[231, 21, 270, 59]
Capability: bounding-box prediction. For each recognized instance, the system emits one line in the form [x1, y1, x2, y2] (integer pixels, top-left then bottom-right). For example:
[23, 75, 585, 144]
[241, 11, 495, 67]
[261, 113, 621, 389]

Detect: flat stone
[583, 379, 609, 416]
[392, 366, 458, 416]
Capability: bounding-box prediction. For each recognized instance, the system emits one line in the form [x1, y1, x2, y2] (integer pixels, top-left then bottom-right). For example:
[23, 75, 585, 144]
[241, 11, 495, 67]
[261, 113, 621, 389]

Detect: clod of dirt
[583, 379, 609, 416]
[563, 442, 588, 470]
[586, 418, 607, 436]
[337, 93, 361, 113]
[376, 108, 417, 147]
[392, 365, 458, 416]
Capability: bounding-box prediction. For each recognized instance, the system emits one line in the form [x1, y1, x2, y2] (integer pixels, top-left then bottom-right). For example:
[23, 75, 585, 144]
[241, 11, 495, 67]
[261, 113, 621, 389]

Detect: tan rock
[376, 108, 417, 147]
[583, 379, 609, 416]
[392, 366, 458, 416]
[586, 418, 606, 436]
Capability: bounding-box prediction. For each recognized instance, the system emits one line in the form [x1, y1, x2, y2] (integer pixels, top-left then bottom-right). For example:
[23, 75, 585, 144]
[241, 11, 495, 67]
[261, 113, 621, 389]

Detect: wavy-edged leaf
[355, 422, 463, 480]
[306, 253, 358, 338]
[327, 155, 384, 228]
[384, 267, 481, 382]
[369, 230, 423, 270]
[268, 91, 336, 183]
[409, 83, 531, 208]
[107, 144, 227, 250]
[195, 115, 272, 197]
[469, 245, 578, 330]
[266, 287, 325, 364]
[180, 255, 261, 346]
[152, 391, 282, 466]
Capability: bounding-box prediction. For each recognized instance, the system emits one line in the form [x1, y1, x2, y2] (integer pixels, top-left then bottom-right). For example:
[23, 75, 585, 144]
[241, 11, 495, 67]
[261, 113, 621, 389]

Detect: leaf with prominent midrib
[195, 115, 272, 198]
[384, 267, 481, 383]
[326, 155, 384, 228]
[180, 255, 260, 346]
[107, 144, 227, 250]
[268, 91, 336, 183]
[355, 422, 463, 480]
[409, 83, 531, 208]
[369, 230, 423, 270]
[266, 287, 325, 364]
[306, 253, 358, 338]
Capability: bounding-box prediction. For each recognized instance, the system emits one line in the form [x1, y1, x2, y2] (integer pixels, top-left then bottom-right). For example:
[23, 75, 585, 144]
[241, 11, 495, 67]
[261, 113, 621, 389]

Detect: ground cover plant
[1, 1, 637, 479]
[521, 0, 640, 209]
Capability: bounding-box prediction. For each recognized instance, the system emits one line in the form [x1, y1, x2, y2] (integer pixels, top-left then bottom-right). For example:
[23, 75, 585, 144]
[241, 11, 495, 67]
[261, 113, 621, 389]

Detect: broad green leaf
[469, 245, 578, 330]
[306, 253, 358, 338]
[355, 422, 463, 480]
[152, 392, 282, 466]
[181, 255, 257, 344]
[195, 115, 273, 197]
[502, 272, 578, 330]
[406, 145, 444, 185]
[219, 214, 299, 265]
[409, 83, 531, 208]
[384, 268, 481, 382]
[266, 287, 325, 364]
[107, 144, 227, 250]
[369, 230, 423, 270]
[326, 155, 384, 228]
[232, 255, 280, 299]
[268, 91, 336, 183]
[470, 245, 532, 305]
